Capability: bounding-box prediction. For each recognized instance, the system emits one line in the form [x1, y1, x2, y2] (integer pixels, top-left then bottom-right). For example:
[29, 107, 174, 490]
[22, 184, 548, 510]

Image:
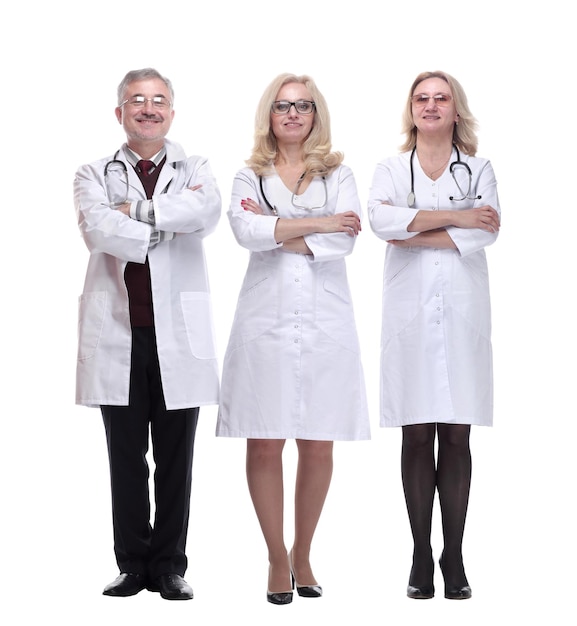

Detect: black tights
[401, 423, 471, 588]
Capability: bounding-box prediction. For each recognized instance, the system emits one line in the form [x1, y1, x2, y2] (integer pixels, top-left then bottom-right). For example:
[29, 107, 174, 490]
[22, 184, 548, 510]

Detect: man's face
[115, 78, 174, 148]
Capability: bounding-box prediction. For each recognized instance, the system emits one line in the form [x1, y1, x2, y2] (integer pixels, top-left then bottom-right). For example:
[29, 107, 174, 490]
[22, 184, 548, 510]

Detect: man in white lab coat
[74, 68, 221, 600]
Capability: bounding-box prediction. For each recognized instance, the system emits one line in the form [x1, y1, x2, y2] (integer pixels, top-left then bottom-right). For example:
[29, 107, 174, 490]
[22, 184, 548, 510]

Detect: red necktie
[137, 160, 155, 176]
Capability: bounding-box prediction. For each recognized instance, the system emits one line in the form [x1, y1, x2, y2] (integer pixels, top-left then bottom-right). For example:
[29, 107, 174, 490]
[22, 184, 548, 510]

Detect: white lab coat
[216, 166, 370, 441]
[368, 150, 500, 427]
[74, 139, 221, 410]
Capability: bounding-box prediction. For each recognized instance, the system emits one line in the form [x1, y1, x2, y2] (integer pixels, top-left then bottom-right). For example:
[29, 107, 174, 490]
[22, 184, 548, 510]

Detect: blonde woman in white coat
[217, 73, 370, 604]
[368, 71, 500, 600]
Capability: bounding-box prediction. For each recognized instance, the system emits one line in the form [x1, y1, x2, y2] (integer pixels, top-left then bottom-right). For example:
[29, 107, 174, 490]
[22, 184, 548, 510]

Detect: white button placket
[292, 262, 304, 346]
[433, 250, 442, 325]
[430, 183, 444, 328]
[291, 259, 305, 424]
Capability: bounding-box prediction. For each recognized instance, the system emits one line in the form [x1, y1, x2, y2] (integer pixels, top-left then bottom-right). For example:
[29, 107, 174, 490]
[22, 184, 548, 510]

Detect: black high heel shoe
[406, 558, 434, 599]
[267, 565, 293, 605]
[267, 590, 293, 605]
[289, 552, 323, 598]
[444, 585, 472, 600]
[439, 557, 472, 600]
[290, 572, 323, 598]
[406, 583, 435, 599]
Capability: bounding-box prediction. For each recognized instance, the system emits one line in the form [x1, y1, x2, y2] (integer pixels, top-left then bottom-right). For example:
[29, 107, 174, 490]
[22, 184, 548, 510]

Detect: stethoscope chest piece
[407, 144, 481, 206]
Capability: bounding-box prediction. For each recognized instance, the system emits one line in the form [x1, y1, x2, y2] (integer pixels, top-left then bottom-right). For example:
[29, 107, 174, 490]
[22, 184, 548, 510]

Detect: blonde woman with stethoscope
[216, 73, 370, 605]
[368, 70, 501, 601]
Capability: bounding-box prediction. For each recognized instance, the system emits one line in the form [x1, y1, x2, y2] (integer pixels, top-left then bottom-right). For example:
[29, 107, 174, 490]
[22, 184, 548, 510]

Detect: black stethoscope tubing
[259, 174, 327, 216]
[259, 175, 279, 215]
[104, 150, 127, 176]
[408, 144, 481, 207]
[104, 150, 170, 203]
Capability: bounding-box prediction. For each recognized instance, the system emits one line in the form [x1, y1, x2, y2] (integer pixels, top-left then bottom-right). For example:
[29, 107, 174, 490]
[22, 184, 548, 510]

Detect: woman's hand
[241, 197, 264, 214]
[243, 198, 361, 240]
[320, 211, 362, 237]
[452, 205, 500, 232]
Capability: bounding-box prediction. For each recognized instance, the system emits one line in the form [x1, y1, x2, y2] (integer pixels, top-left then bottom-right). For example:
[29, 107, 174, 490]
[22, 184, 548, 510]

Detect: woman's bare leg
[246, 438, 291, 593]
[291, 439, 334, 585]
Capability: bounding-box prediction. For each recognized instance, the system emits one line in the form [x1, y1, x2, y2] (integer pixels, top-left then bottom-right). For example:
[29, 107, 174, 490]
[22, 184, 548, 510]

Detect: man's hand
[115, 202, 131, 215]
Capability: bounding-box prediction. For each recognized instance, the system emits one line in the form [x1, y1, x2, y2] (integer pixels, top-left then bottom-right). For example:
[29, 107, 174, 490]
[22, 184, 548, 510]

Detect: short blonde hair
[399, 70, 479, 156]
[246, 73, 343, 176]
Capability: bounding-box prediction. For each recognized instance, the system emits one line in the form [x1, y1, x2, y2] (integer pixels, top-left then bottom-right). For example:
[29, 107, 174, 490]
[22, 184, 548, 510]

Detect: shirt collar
[122, 145, 167, 168]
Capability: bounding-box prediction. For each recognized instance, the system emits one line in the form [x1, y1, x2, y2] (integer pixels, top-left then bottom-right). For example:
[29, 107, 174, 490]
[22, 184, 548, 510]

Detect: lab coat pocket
[458, 252, 489, 289]
[77, 292, 106, 361]
[384, 248, 417, 284]
[316, 279, 360, 353]
[453, 254, 491, 337]
[228, 275, 278, 349]
[180, 292, 218, 359]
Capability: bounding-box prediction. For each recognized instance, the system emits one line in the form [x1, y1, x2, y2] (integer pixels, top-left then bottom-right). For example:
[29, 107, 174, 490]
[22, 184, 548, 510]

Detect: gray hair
[117, 68, 174, 105]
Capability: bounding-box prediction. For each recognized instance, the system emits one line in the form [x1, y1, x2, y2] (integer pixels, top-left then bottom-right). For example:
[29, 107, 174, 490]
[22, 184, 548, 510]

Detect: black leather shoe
[439, 557, 471, 600]
[149, 574, 194, 600]
[267, 590, 293, 605]
[295, 583, 323, 598]
[445, 584, 472, 600]
[290, 573, 322, 598]
[289, 552, 322, 598]
[102, 573, 147, 597]
[407, 584, 435, 599]
[407, 558, 434, 599]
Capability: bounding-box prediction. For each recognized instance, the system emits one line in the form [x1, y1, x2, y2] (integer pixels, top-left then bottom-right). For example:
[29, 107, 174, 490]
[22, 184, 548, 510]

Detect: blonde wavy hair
[399, 71, 479, 156]
[246, 73, 343, 176]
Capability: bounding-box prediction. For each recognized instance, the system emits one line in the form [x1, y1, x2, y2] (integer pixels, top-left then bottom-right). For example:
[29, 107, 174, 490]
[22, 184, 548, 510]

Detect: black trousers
[101, 327, 199, 580]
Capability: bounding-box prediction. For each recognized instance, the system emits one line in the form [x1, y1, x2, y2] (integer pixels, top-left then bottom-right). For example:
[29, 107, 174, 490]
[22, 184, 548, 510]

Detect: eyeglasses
[271, 100, 315, 115]
[411, 93, 453, 107]
[120, 95, 172, 109]
[291, 175, 327, 211]
[259, 173, 327, 215]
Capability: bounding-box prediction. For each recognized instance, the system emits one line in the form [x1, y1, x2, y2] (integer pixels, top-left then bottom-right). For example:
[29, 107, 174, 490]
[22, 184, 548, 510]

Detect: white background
[1, 1, 575, 624]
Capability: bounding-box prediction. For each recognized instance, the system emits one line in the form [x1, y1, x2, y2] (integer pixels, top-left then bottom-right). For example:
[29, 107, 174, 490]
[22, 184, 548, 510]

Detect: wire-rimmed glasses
[120, 95, 172, 109]
[410, 93, 453, 107]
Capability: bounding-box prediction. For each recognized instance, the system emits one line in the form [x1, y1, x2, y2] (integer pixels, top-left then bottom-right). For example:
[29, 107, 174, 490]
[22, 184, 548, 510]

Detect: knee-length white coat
[216, 166, 370, 441]
[368, 151, 500, 427]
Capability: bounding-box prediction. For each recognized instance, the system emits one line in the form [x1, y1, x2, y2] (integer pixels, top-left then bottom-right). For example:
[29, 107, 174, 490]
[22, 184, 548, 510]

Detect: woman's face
[411, 77, 459, 138]
[270, 82, 315, 147]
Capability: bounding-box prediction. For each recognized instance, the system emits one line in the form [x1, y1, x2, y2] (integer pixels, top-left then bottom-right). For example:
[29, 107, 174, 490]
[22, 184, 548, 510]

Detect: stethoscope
[104, 150, 169, 205]
[104, 151, 130, 207]
[259, 173, 327, 216]
[408, 144, 482, 207]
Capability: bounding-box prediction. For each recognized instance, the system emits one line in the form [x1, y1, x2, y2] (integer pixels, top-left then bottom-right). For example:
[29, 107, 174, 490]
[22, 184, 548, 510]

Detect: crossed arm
[386, 204, 500, 249]
[240, 197, 361, 255]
